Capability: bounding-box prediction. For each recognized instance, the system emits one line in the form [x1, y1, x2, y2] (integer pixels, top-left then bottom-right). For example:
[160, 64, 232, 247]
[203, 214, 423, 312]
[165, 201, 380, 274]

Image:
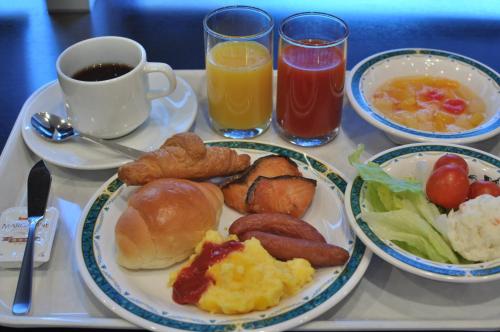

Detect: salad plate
[74, 140, 371, 332]
[345, 143, 500, 283]
[21, 75, 198, 170]
[346, 48, 500, 144]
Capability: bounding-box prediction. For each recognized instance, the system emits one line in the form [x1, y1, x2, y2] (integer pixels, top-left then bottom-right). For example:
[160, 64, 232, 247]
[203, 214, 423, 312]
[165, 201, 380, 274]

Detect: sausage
[238, 231, 350, 268]
[228, 213, 326, 243]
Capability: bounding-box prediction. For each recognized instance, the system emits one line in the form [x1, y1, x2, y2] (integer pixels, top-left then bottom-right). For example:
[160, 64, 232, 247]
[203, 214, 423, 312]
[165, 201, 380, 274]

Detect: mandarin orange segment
[371, 75, 486, 132]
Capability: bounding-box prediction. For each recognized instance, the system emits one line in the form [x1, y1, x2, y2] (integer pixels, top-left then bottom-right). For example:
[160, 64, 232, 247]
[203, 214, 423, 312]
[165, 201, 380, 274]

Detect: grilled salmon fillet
[222, 155, 301, 213]
[246, 175, 317, 218]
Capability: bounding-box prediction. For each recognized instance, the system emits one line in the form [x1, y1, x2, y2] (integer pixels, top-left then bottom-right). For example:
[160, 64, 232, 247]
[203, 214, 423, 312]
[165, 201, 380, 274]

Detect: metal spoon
[31, 112, 145, 160]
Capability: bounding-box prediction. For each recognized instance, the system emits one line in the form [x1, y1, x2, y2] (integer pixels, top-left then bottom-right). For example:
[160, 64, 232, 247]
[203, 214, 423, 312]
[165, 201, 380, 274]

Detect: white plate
[21, 75, 198, 170]
[345, 143, 500, 283]
[75, 141, 371, 332]
[346, 48, 500, 144]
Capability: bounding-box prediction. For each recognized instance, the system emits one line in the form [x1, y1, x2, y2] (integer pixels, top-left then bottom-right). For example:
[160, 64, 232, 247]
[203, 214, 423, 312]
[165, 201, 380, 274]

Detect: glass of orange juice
[204, 6, 274, 138]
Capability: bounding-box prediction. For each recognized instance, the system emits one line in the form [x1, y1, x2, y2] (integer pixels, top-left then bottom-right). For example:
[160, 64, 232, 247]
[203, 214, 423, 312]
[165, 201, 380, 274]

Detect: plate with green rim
[345, 143, 500, 283]
[75, 140, 371, 332]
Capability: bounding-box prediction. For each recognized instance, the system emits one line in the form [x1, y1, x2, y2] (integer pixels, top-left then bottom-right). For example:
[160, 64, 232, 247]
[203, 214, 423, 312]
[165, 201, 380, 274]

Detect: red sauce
[276, 39, 346, 138]
[172, 240, 244, 305]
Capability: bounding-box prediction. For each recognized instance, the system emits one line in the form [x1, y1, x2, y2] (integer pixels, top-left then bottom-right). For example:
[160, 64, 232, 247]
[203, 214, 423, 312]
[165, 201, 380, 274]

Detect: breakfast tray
[1, 70, 499, 330]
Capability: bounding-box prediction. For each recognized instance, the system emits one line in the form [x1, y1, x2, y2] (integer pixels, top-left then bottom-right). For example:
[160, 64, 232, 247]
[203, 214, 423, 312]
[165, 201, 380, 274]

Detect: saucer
[21, 75, 198, 170]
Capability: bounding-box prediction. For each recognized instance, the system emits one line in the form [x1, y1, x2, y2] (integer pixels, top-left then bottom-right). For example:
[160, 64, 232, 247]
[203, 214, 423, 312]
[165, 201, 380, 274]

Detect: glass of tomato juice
[276, 13, 348, 146]
[203, 6, 274, 139]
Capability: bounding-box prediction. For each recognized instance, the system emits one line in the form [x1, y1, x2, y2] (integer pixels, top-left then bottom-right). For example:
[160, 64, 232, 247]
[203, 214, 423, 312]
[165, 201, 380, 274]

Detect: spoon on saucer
[31, 112, 145, 160]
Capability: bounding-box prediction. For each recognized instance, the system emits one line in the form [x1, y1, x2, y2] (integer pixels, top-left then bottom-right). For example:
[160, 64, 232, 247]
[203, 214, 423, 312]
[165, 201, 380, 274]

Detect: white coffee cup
[56, 36, 177, 139]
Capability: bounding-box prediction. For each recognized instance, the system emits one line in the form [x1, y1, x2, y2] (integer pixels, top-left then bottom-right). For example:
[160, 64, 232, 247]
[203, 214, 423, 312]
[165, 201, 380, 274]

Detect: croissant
[115, 178, 224, 269]
[118, 132, 251, 186]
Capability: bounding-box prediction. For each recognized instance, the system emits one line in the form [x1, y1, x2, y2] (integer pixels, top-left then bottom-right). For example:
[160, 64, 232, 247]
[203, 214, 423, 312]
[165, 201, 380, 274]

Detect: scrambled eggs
[169, 230, 314, 314]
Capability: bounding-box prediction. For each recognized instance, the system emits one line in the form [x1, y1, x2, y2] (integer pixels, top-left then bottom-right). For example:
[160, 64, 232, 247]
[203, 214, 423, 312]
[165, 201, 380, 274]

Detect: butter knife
[12, 160, 52, 315]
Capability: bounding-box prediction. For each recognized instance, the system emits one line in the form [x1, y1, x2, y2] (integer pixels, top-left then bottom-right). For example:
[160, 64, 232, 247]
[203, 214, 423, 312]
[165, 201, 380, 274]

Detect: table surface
[0, 0, 499, 331]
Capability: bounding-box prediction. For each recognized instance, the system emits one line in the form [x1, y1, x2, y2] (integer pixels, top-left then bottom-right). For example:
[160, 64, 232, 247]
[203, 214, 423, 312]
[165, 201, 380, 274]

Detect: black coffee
[72, 63, 134, 81]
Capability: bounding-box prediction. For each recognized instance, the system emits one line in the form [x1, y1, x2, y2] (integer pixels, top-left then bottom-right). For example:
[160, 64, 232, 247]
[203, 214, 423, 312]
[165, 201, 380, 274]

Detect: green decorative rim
[80, 140, 368, 331]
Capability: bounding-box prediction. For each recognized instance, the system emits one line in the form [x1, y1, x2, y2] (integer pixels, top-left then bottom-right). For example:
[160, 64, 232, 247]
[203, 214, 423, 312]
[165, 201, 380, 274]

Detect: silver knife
[12, 160, 52, 315]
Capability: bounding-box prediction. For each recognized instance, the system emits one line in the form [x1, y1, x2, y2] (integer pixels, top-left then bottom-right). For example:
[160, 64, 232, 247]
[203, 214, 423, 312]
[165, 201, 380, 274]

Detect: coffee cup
[56, 36, 177, 139]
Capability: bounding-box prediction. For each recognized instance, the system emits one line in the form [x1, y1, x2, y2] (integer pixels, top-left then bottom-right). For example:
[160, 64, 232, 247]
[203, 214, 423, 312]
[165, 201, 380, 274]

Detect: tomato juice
[276, 40, 346, 138]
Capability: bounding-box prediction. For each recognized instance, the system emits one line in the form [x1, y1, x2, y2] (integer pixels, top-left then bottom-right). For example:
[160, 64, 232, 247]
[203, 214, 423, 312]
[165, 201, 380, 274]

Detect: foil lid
[0, 206, 59, 268]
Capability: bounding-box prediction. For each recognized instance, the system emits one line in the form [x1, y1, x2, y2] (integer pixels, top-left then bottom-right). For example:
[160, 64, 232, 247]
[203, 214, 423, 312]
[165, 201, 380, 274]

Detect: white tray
[1, 70, 499, 330]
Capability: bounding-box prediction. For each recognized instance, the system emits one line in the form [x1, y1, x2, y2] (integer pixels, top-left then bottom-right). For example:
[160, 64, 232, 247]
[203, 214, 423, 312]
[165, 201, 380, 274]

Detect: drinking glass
[275, 13, 348, 146]
[204, 6, 274, 139]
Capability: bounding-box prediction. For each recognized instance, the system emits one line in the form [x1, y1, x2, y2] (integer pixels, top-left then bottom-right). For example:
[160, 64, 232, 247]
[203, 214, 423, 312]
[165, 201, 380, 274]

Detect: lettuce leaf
[362, 210, 459, 263]
[349, 145, 421, 193]
[349, 146, 458, 264]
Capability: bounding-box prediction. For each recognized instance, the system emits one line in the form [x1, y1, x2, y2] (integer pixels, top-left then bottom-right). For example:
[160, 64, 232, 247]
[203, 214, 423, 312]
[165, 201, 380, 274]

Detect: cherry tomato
[433, 154, 469, 173]
[442, 98, 466, 114]
[468, 180, 500, 199]
[426, 164, 469, 209]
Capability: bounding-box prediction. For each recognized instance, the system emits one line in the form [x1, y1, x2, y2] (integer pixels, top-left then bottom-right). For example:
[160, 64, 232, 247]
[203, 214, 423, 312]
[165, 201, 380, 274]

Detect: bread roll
[115, 179, 223, 269]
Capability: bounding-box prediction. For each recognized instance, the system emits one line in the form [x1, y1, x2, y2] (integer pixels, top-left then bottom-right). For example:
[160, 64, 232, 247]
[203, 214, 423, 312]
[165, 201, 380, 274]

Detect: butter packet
[0, 207, 59, 268]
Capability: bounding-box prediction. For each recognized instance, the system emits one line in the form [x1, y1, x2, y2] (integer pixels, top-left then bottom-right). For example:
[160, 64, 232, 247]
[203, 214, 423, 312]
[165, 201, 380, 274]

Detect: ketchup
[276, 40, 345, 138]
[172, 241, 244, 305]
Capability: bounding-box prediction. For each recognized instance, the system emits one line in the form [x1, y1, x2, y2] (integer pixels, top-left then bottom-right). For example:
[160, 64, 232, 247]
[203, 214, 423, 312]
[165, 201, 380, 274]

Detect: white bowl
[346, 48, 500, 144]
[345, 143, 500, 283]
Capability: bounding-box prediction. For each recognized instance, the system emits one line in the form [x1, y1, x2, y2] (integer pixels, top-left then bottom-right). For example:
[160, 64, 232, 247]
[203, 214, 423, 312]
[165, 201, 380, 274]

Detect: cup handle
[144, 62, 177, 100]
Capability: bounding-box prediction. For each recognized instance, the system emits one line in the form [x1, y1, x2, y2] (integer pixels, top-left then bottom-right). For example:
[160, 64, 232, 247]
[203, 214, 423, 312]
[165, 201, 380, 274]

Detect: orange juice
[206, 41, 272, 131]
